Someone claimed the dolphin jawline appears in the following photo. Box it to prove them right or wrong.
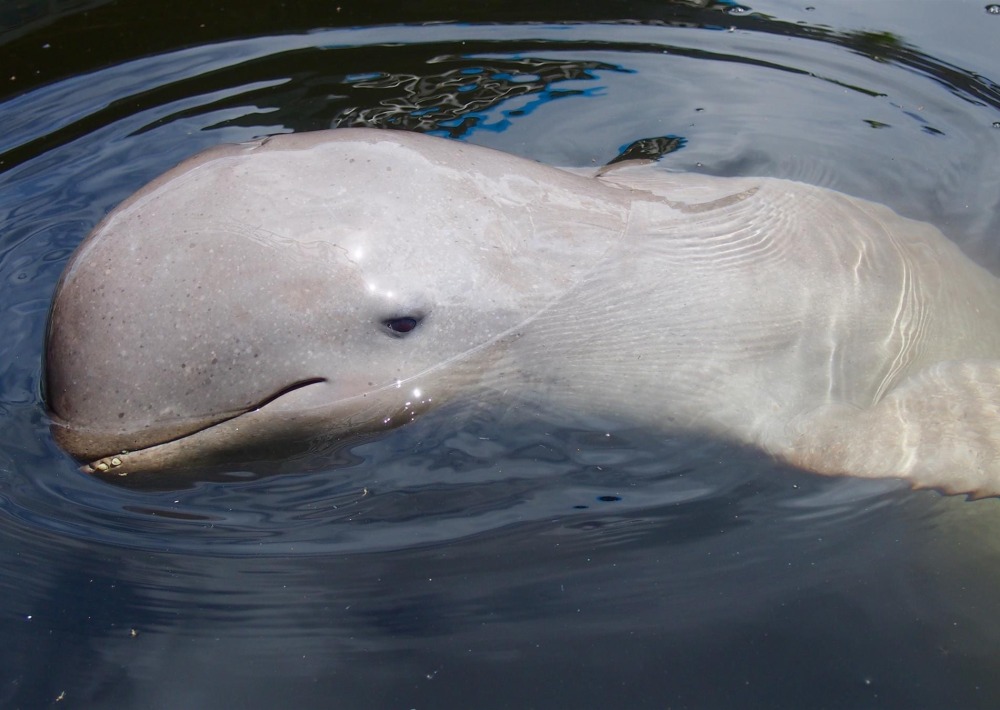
[55,377,329,477]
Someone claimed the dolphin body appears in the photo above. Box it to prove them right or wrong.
[45,129,1000,495]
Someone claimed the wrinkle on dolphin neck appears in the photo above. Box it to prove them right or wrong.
[661,186,759,214]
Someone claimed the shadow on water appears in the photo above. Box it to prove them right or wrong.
[2,0,1000,707]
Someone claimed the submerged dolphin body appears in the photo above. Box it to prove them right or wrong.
[45,129,1000,494]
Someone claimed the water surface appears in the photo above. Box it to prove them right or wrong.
[2,1,1000,707]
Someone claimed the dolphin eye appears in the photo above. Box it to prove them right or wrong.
[383,316,421,336]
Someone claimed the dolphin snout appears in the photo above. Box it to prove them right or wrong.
[43,202,344,473]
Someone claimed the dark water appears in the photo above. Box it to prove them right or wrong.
[3,1,1000,707]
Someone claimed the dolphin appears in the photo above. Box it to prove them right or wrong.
[45,128,1000,495]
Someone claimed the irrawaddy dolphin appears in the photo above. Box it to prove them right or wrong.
[45,128,1000,495]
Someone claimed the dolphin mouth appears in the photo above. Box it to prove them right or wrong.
[52,377,329,472]
[235,377,329,421]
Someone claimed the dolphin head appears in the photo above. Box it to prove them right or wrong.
[45,129,628,480]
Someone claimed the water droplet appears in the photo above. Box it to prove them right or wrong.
[805,5,815,10]
[987,4,1000,13]
[993,121,1000,129]
[726,4,751,14]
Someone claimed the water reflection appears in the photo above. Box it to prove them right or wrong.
[2,0,998,553]
[332,56,627,137]
[2,2,1000,707]
[3,10,999,167]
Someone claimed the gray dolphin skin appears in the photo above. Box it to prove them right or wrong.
[45,128,1000,494]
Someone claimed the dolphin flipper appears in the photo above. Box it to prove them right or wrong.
[786,360,1000,497]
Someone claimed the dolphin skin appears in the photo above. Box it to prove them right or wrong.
[45,129,1000,495]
